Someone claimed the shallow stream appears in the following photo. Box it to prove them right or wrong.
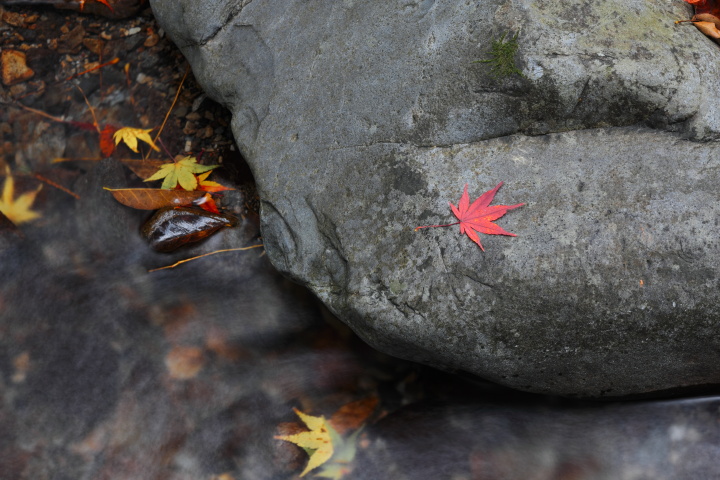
[0,4,718,479]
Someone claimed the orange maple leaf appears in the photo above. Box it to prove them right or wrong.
[415,182,524,251]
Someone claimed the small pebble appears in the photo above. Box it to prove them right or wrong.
[136,72,151,84]
[144,33,160,48]
[83,38,105,55]
[2,11,27,28]
[199,126,214,139]
[183,121,197,135]
[192,94,206,112]
[1,50,34,86]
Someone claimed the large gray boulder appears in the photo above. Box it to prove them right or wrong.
[150,0,720,397]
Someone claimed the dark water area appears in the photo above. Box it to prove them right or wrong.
[0,4,718,479]
[0,159,718,480]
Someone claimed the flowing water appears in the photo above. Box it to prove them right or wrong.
[0,156,718,479]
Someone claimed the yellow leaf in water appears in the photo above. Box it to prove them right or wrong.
[113,127,160,153]
[275,408,335,477]
[0,168,42,225]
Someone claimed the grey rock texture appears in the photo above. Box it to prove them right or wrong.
[150,0,720,397]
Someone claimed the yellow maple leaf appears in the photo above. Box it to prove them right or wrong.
[144,156,219,191]
[275,408,335,477]
[0,167,42,225]
[113,127,160,153]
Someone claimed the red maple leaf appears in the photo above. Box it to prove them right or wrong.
[415,182,524,251]
[99,124,119,157]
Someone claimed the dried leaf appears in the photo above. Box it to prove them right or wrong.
[103,187,204,210]
[693,20,720,38]
[415,182,524,251]
[144,156,219,191]
[693,12,720,28]
[113,127,160,153]
[275,409,334,477]
[0,168,42,225]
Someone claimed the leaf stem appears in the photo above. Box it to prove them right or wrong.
[414,222,460,231]
[156,137,176,162]
[150,64,190,157]
[33,173,80,199]
[148,244,264,272]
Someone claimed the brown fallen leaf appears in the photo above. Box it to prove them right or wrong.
[329,396,379,435]
[693,12,720,28]
[118,158,170,180]
[103,187,204,210]
[693,20,720,38]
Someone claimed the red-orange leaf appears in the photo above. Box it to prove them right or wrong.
[103,187,204,210]
[686,0,720,18]
[415,182,524,251]
[195,193,221,214]
[100,125,119,157]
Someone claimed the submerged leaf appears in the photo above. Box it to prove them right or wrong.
[0,168,42,225]
[275,409,334,477]
[329,396,378,435]
[314,427,364,480]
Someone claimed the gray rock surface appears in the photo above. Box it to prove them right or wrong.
[150,0,720,397]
